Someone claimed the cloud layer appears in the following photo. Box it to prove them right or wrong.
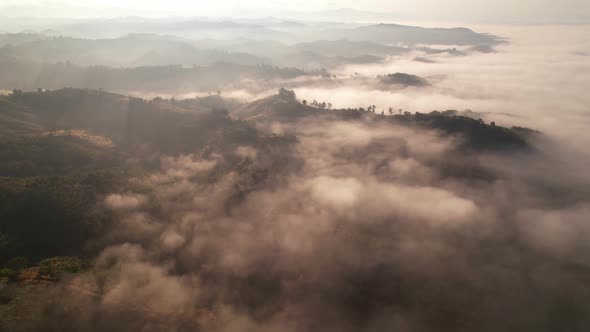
[13,113,587,332]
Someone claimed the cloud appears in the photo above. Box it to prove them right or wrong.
[104,193,147,210]
[24,107,587,332]
[292,25,590,158]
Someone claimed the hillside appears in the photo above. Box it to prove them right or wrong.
[232,89,533,151]
[0,87,535,267]
[231,89,319,121]
[0,89,294,267]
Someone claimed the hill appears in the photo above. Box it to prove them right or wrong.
[0,87,536,274]
[0,88,295,267]
[231,88,319,121]
[378,72,430,87]
[0,34,270,67]
[350,24,502,46]
[232,89,533,151]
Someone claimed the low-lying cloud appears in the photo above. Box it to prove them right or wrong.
[11,112,587,332]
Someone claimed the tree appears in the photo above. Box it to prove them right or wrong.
[388,107,393,115]
[302,100,307,106]
[320,102,326,110]
[327,103,332,110]
[278,88,296,100]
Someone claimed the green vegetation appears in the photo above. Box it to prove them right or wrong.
[0,136,120,177]
[0,87,535,283]
[0,171,125,265]
[38,256,91,279]
[0,88,298,272]
[400,111,530,150]
[235,89,534,151]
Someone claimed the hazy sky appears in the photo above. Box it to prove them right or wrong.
[0,0,588,23]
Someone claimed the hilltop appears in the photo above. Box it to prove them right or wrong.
[231,89,534,151]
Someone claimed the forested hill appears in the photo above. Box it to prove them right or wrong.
[0,88,535,272]
[232,88,534,151]
[1,88,535,154]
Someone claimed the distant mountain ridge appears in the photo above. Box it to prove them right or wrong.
[351,23,501,46]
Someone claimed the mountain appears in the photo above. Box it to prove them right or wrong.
[0,34,271,67]
[0,88,290,264]
[350,23,502,46]
[48,17,288,40]
[231,89,532,151]
[0,20,502,71]
[378,73,430,87]
[231,90,316,121]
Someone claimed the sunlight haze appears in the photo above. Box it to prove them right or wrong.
[1,0,588,23]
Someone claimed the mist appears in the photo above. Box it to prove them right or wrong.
[10,115,589,332]
[1,5,590,332]
[289,25,590,159]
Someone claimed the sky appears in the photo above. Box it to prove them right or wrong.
[0,0,588,24]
